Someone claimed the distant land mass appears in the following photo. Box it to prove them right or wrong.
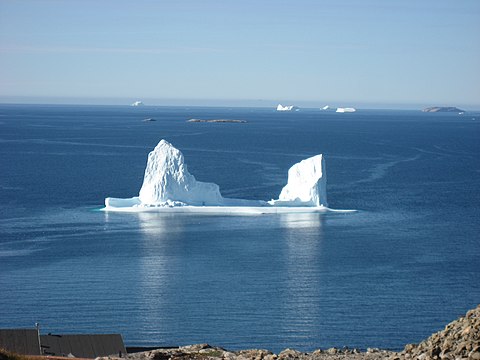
[422,106,465,113]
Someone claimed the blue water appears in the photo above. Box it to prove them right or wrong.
[0,104,479,352]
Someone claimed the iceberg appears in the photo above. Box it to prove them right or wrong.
[104,140,346,214]
[138,140,224,206]
[131,101,144,106]
[336,107,356,113]
[268,154,327,207]
[277,104,299,111]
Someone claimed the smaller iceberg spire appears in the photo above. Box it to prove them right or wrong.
[269,155,327,207]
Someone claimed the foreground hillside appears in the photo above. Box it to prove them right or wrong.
[393,304,479,360]
[2,305,478,360]
[117,305,479,360]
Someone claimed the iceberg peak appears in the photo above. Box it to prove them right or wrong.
[138,140,224,206]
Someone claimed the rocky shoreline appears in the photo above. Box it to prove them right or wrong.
[120,345,394,360]
[98,305,479,360]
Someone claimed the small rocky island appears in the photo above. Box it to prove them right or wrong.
[422,107,465,113]
[187,119,247,123]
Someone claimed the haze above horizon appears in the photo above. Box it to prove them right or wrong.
[1,0,479,109]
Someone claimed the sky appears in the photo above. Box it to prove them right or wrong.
[0,0,479,109]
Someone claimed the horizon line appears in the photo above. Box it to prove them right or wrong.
[0,96,478,112]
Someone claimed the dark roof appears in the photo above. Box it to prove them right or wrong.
[40,334,126,358]
[0,329,41,355]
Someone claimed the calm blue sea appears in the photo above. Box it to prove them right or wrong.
[0,104,479,352]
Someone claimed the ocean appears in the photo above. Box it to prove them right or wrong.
[0,104,479,353]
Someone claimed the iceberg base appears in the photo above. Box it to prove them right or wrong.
[103,197,354,215]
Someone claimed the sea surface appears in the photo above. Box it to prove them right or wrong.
[0,104,479,353]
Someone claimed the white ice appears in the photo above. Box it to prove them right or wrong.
[336,107,356,113]
[138,140,225,206]
[268,154,327,207]
[103,140,351,214]
[276,104,299,111]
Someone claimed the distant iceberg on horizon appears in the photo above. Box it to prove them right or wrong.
[276,104,299,112]
[131,101,144,106]
[336,107,356,113]
[103,140,350,214]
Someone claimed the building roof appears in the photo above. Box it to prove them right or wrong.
[0,329,41,355]
[40,334,126,358]
[0,329,126,358]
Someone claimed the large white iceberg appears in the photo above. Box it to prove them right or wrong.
[104,140,340,214]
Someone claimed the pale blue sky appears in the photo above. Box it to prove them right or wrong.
[1,0,479,108]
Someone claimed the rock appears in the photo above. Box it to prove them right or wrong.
[431,346,442,357]
[444,340,454,349]
[404,344,416,352]
[469,350,480,360]
[235,349,274,360]
[150,351,173,360]
[277,349,304,359]
[422,107,465,113]
[396,305,480,360]
[182,343,212,351]
[325,347,337,355]
[222,351,237,360]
